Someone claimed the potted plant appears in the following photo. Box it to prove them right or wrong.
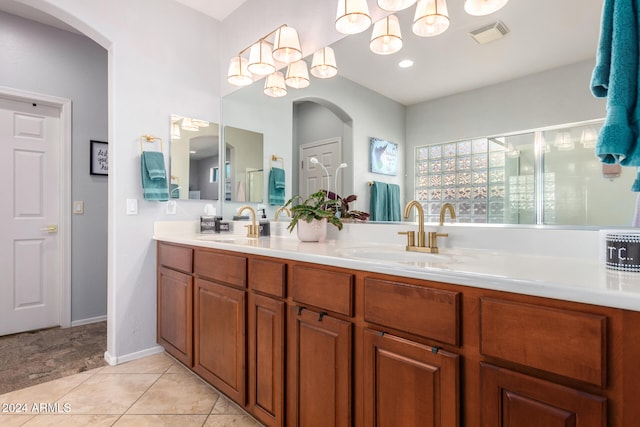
[283,190,342,241]
[326,191,371,222]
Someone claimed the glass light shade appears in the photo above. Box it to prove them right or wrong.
[227,56,253,86]
[581,128,597,149]
[377,0,417,11]
[310,47,338,79]
[285,60,310,89]
[264,71,287,97]
[336,0,372,35]
[554,132,574,151]
[370,15,403,55]
[273,26,302,64]
[181,117,198,132]
[464,0,509,16]
[248,40,275,76]
[412,0,450,37]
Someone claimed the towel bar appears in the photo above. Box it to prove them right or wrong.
[140,134,163,153]
[270,154,284,168]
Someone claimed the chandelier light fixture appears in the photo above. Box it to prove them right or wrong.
[377,0,417,11]
[464,0,509,16]
[227,24,338,98]
[370,15,403,55]
[412,0,450,37]
[335,0,372,35]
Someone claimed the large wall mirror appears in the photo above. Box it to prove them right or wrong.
[170,114,220,200]
[220,0,638,227]
[224,126,264,203]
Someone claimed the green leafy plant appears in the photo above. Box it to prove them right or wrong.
[326,191,371,222]
[283,190,343,232]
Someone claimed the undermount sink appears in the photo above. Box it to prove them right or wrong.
[195,235,255,245]
[337,245,468,265]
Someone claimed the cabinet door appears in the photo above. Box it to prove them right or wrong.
[157,266,193,366]
[288,306,352,427]
[481,363,606,427]
[248,293,285,427]
[363,329,459,427]
[194,277,246,405]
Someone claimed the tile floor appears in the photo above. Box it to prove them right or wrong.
[0,352,264,426]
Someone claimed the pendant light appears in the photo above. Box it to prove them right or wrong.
[413,0,450,37]
[377,0,417,11]
[285,60,310,89]
[464,0,509,16]
[310,47,338,79]
[336,0,372,35]
[272,26,302,64]
[227,55,253,87]
[370,15,403,55]
[264,71,287,97]
[248,39,275,76]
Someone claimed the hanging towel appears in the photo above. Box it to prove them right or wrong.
[387,183,402,221]
[268,167,286,205]
[141,151,169,201]
[591,0,640,189]
[370,181,389,221]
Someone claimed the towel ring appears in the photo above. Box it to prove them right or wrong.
[140,134,163,153]
[271,154,284,168]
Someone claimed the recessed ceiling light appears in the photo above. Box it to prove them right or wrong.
[398,59,414,68]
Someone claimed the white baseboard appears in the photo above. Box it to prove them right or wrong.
[70,315,107,327]
[104,345,164,366]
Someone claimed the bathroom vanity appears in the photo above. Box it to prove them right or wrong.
[155,222,640,427]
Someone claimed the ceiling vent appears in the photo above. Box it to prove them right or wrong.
[469,21,509,45]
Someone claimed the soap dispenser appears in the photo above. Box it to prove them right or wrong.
[258,207,270,237]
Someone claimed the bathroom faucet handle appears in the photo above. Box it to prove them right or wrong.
[398,230,416,248]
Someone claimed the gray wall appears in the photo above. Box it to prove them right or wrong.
[0,12,108,323]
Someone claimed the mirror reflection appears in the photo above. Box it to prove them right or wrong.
[170,114,220,200]
[224,126,264,202]
[220,0,636,227]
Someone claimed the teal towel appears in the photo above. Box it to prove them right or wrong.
[370,181,388,221]
[268,167,285,205]
[387,184,401,221]
[591,0,640,190]
[141,152,169,201]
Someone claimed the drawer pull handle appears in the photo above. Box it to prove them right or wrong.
[297,306,305,315]
[318,312,327,322]
[431,346,440,354]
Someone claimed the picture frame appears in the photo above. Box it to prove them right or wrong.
[369,137,398,176]
[90,140,108,176]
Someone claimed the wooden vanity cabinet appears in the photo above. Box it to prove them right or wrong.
[193,250,247,406]
[248,258,287,427]
[156,243,193,366]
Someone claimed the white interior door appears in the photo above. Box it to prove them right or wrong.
[299,138,342,199]
[0,96,61,335]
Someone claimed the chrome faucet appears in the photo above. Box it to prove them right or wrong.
[399,200,454,253]
[274,206,291,220]
[237,205,259,238]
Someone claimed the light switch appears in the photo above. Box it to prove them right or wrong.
[166,200,176,215]
[126,198,138,215]
[73,201,84,214]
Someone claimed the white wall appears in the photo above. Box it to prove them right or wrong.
[15,0,222,363]
[0,11,108,323]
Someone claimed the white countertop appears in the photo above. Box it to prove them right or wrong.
[154,221,640,312]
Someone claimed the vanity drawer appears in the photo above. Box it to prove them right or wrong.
[291,265,354,316]
[158,243,193,274]
[249,258,286,298]
[480,298,607,386]
[364,278,460,346]
[194,250,247,288]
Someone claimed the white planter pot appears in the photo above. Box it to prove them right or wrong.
[296,218,328,242]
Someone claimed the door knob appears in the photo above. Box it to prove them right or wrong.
[39,225,58,233]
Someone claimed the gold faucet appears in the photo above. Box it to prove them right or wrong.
[439,202,456,226]
[399,200,454,253]
[274,206,291,220]
[237,205,259,238]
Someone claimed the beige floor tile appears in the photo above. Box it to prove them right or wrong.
[57,373,160,414]
[0,370,97,406]
[211,395,244,415]
[113,414,208,426]
[165,362,192,375]
[0,414,35,426]
[99,352,173,374]
[204,414,260,427]
[126,372,218,415]
[21,414,120,426]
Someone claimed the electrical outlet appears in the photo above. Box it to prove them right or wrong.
[126,198,138,215]
[167,200,177,215]
[73,201,84,214]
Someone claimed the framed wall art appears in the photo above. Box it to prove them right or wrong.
[369,137,398,176]
[90,140,108,176]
